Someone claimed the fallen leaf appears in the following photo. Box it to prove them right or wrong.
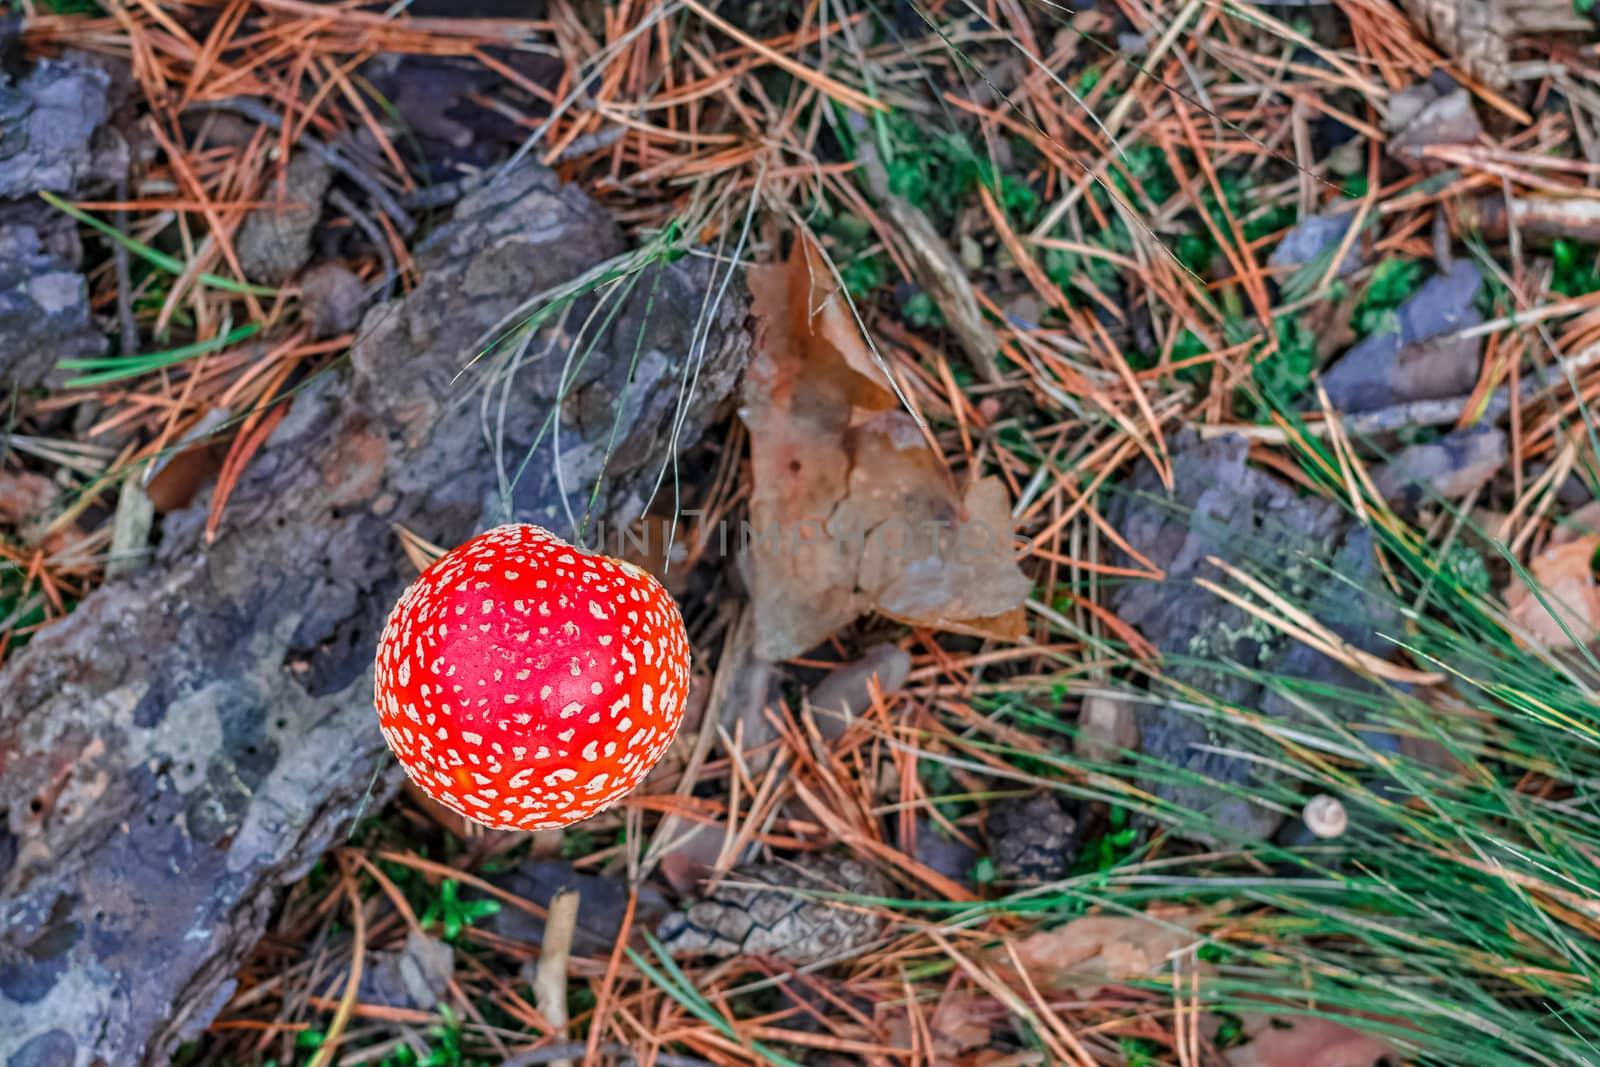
[1504,534,1600,649]
[0,469,56,527]
[990,908,1201,998]
[1226,1015,1399,1067]
[743,240,872,658]
[929,994,993,1057]
[144,406,231,513]
[882,993,992,1067]
[1550,501,1600,547]
[841,420,1032,627]
[741,236,1031,659]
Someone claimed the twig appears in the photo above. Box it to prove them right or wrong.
[399,130,629,212]
[112,170,139,357]
[858,144,1003,383]
[306,862,366,1067]
[532,889,579,1067]
[105,478,154,582]
[401,173,488,211]
[499,1044,717,1067]
[186,97,416,235]
[1198,340,1600,442]
[328,188,397,301]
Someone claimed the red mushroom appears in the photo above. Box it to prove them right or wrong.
[374,523,690,830]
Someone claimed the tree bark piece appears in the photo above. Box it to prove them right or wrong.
[1397,0,1586,89]
[0,164,749,1067]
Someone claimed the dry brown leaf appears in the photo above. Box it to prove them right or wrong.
[1504,534,1600,649]
[750,231,897,411]
[990,909,1202,998]
[744,239,874,658]
[841,412,1032,627]
[882,993,992,1067]
[921,605,1027,643]
[742,236,1031,659]
[0,469,56,527]
[1226,1015,1399,1067]
[1550,501,1600,547]
[930,995,992,1051]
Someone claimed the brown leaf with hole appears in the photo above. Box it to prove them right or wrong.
[741,237,1031,659]
[1504,534,1600,649]
[1226,1015,1399,1067]
[989,909,1202,998]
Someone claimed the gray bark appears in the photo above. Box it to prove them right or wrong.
[0,164,749,1067]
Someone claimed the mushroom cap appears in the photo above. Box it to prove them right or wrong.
[374,523,690,830]
[1303,794,1348,840]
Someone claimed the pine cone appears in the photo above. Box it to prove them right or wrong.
[986,794,1079,882]
[657,853,887,964]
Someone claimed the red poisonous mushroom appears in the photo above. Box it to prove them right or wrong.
[374,523,690,830]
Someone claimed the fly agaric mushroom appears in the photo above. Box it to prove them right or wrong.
[374,524,690,830]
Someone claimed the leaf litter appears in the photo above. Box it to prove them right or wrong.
[1225,1015,1400,1067]
[741,235,1031,660]
[1505,534,1600,649]
[9,0,1600,1064]
[987,907,1205,1000]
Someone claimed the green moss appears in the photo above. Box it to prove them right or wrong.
[1351,257,1424,336]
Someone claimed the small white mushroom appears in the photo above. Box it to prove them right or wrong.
[1303,794,1348,839]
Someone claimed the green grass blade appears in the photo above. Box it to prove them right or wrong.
[59,322,263,387]
[628,933,808,1067]
[38,190,279,298]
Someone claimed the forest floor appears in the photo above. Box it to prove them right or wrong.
[5,0,1600,1065]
